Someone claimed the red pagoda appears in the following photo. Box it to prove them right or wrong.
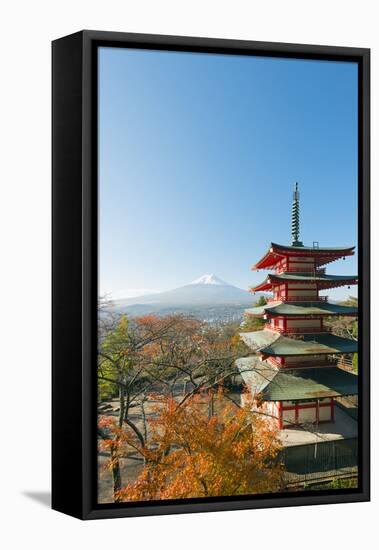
[237,183,358,430]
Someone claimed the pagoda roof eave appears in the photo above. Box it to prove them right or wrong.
[236,358,358,401]
[250,279,273,292]
[252,242,355,270]
[263,366,358,401]
[235,356,278,396]
[250,273,358,293]
[244,301,358,317]
[271,242,355,255]
[240,329,358,357]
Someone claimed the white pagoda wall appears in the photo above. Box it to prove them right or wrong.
[298,406,317,423]
[280,399,333,428]
[256,400,334,429]
[282,408,296,426]
[319,403,333,422]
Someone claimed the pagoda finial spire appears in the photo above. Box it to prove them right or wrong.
[291,182,303,246]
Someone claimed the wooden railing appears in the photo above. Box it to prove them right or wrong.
[268,325,331,335]
[268,295,328,303]
[267,356,337,368]
[337,355,355,372]
[276,267,326,275]
[288,359,337,368]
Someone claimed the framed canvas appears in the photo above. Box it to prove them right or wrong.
[52,30,370,520]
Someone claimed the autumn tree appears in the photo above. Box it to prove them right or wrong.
[98,311,187,493]
[97,310,252,496]
[100,392,283,501]
[139,316,250,403]
[324,296,358,372]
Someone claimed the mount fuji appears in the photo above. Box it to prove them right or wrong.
[113,274,265,322]
[188,274,229,286]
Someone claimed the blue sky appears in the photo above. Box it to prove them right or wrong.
[99,47,358,301]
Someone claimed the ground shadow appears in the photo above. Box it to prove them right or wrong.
[23,491,51,508]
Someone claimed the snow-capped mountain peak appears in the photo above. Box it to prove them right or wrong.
[189,274,228,286]
[113,273,266,317]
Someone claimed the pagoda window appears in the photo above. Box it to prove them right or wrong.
[289,262,314,268]
[288,261,314,272]
[287,289,318,298]
[287,257,315,273]
[287,283,318,299]
[288,256,315,262]
[288,282,317,289]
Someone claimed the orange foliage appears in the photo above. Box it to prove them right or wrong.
[100,393,283,502]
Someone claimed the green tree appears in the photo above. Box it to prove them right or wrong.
[256,295,268,306]
[240,295,267,333]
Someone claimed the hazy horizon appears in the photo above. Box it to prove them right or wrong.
[104,271,358,303]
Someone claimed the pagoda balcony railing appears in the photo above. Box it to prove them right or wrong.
[337,355,354,371]
[276,267,326,275]
[268,295,328,303]
[268,325,331,335]
[285,358,337,368]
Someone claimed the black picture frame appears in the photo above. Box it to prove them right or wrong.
[52,30,370,520]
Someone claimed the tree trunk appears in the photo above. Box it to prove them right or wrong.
[111,445,122,500]
[112,383,125,500]
[208,392,215,417]
[118,385,125,428]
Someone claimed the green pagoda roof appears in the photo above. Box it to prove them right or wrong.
[240,330,357,356]
[245,301,358,317]
[251,272,358,292]
[236,357,358,401]
[235,356,278,395]
[270,273,357,282]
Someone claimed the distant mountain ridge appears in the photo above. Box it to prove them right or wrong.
[113,274,265,322]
